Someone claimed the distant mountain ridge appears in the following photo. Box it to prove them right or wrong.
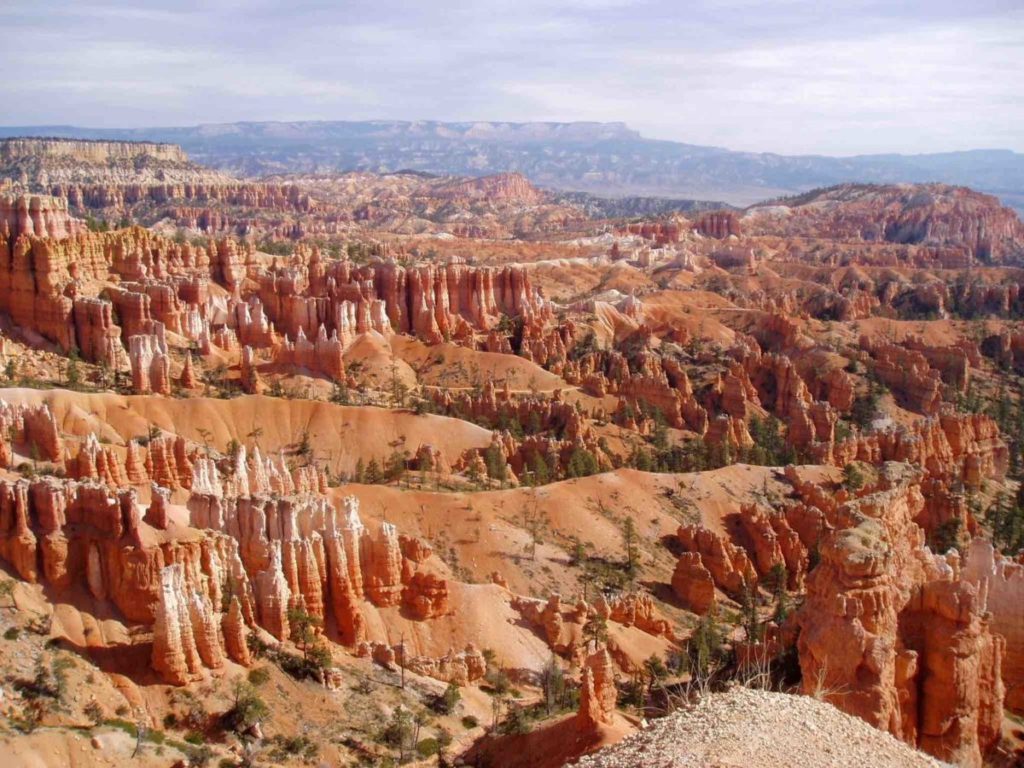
[1,121,1022,211]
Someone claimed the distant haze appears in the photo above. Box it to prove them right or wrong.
[0,0,1021,157]
[3,121,1023,213]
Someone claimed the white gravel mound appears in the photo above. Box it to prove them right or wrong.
[572,686,950,768]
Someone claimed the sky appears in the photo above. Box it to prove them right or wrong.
[1,0,1022,156]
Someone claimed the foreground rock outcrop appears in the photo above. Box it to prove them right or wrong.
[796,463,1004,766]
[963,538,1024,714]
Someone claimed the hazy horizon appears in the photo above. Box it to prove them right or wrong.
[2,0,1021,156]
[4,118,1024,162]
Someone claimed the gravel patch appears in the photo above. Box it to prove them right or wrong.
[572,687,950,768]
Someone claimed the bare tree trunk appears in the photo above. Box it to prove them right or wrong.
[399,633,406,690]
[132,719,145,758]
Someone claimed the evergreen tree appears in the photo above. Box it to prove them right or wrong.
[583,613,608,644]
[740,583,762,643]
[530,452,550,485]
[623,517,637,573]
[566,446,599,478]
[386,450,407,483]
[483,443,507,484]
[286,607,322,661]
[541,656,566,714]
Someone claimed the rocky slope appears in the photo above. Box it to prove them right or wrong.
[745,183,1024,264]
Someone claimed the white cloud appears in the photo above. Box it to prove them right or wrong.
[0,0,1020,154]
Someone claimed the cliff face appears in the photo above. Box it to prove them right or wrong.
[186,485,442,654]
[0,474,239,624]
[258,252,547,348]
[795,464,1004,766]
[1,138,188,165]
[0,226,225,359]
[661,460,1008,766]
[433,172,544,205]
[0,139,585,244]
[0,399,63,466]
[963,539,1024,714]
[675,524,756,599]
[0,193,85,240]
[0,455,472,686]
[832,410,1008,491]
[745,183,1024,264]
[56,180,313,215]
[0,137,228,189]
[671,552,716,614]
[694,210,742,239]
[152,563,224,685]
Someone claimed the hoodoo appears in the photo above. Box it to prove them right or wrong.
[0,86,1021,768]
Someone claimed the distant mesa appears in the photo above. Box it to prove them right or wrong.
[1,120,1021,210]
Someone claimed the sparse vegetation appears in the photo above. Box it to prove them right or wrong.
[221,679,269,735]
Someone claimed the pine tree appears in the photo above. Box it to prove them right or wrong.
[583,613,608,644]
[623,517,637,573]
[530,452,550,485]
[483,443,507,484]
[541,656,565,714]
[386,450,406,483]
[741,583,762,643]
[571,537,585,567]
[286,607,322,661]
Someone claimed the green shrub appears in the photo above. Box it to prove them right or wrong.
[185,744,213,767]
[377,706,413,749]
[484,667,511,695]
[246,666,271,687]
[500,705,531,735]
[267,734,318,761]
[103,718,138,736]
[221,681,268,735]
[842,463,865,491]
[432,681,461,714]
[416,738,440,758]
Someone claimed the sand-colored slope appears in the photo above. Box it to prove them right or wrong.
[361,582,554,672]
[529,258,657,302]
[2,729,188,768]
[0,389,493,473]
[639,290,740,344]
[337,465,788,600]
[391,335,567,391]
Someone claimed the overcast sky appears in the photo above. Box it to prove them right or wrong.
[1,0,1021,156]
